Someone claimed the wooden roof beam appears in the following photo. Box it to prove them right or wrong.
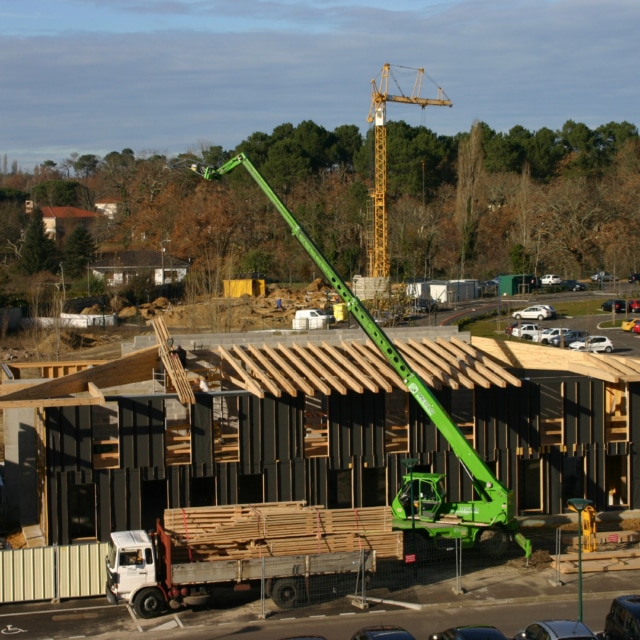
[436,339,507,388]
[277,344,331,396]
[0,345,159,405]
[305,342,364,393]
[403,339,476,389]
[342,341,392,392]
[392,341,444,389]
[218,346,265,398]
[262,344,314,396]
[360,342,406,388]
[247,344,298,396]
[231,346,282,397]
[323,342,379,393]
[290,343,347,395]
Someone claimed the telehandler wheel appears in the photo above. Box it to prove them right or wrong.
[133,587,166,619]
[271,577,303,609]
[478,528,507,557]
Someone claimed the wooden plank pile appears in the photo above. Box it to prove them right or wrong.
[553,548,640,573]
[163,502,403,562]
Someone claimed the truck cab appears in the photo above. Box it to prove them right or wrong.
[106,530,156,606]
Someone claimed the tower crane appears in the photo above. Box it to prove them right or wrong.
[366,63,452,278]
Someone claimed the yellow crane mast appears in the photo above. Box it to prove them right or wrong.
[367,63,452,278]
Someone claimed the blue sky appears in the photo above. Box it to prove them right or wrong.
[1,0,639,168]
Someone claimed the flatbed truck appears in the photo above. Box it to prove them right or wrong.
[106,520,375,618]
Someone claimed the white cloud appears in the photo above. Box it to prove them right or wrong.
[1,0,638,168]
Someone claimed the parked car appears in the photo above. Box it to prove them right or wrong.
[549,330,588,347]
[511,323,541,340]
[532,327,572,345]
[431,626,508,640]
[632,323,640,334]
[564,279,587,292]
[629,274,640,283]
[601,299,628,313]
[569,335,614,353]
[512,306,553,321]
[592,271,617,282]
[629,299,640,313]
[515,620,598,640]
[539,304,557,318]
[540,274,563,285]
[604,595,640,640]
[505,322,518,335]
[351,627,417,640]
[621,318,640,331]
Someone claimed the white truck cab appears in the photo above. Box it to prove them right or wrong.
[106,530,156,605]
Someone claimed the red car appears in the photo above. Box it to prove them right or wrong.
[632,323,640,334]
[629,300,640,313]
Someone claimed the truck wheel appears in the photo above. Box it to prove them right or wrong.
[478,528,507,557]
[133,588,165,619]
[271,578,303,609]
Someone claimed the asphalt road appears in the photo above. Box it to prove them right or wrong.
[0,590,615,640]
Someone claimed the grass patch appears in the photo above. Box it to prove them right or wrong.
[463,296,629,337]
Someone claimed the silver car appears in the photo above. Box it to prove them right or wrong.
[516,620,598,640]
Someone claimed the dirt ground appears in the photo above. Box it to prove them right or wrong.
[0,279,337,365]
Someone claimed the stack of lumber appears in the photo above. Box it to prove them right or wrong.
[163,501,403,562]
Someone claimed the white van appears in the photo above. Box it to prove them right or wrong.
[293,308,334,330]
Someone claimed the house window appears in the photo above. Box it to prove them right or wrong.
[165,399,191,466]
[539,382,564,447]
[213,396,239,462]
[562,457,585,507]
[450,388,475,447]
[519,458,543,512]
[238,474,263,503]
[362,467,386,507]
[384,388,409,453]
[303,394,329,458]
[68,484,96,542]
[327,469,352,509]
[605,383,628,442]
[605,455,629,508]
[92,403,119,470]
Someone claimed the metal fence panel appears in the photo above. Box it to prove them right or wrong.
[57,542,109,599]
[0,542,109,604]
[0,546,56,603]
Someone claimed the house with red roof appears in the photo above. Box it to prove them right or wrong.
[39,206,105,243]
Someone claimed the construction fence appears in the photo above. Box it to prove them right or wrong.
[1,521,637,610]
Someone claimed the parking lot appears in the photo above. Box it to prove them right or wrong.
[441,286,640,357]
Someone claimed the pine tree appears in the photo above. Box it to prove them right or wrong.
[20,210,59,274]
[63,225,96,278]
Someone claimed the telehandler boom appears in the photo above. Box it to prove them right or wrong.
[189,153,531,559]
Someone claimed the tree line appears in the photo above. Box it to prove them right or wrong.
[0,117,638,307]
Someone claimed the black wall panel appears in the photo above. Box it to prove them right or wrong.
[506,385,522,452]
[308,457,328,506]
[98,471,112,541]
[216,462,239,505]
[548,448,563,514]
[242,395,261,475]
[564,381,578,448]
[262,396,277,465]
[127,468,141,530]
[263,462,279,502]
[192,395,213,474]
[59,473,69,543]
[578,380,594,444]
[630,384,640,509]
[112,469,128,532]
[119,399,164,471]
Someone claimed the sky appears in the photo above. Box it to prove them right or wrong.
[1,0,639,169]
